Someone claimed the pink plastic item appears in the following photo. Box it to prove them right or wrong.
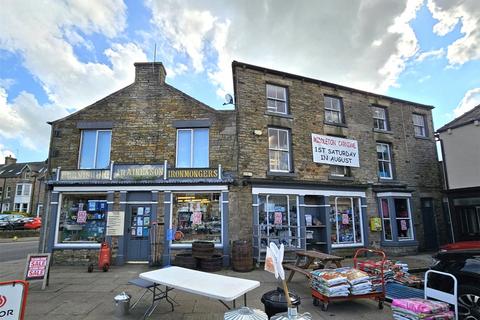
[392,298,450,314]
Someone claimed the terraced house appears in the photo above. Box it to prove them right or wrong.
[40,61,446,266]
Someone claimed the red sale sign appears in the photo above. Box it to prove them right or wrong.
[24,254,51,290]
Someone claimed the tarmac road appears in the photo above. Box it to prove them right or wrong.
[0,237,39,262]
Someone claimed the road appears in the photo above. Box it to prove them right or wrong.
[0,238,39,262]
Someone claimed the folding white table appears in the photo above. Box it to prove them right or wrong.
[139,266,260,317]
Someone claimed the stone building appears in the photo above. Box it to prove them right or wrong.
[232,61,446,259]
[0,156,47,216]
[41,61,445,266]
[42,63,236,265]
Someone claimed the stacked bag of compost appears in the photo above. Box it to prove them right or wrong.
[392,298,454,320]
[310,269,350,297]
[339,268,373,295]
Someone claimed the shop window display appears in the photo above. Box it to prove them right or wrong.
[380,198,393,241]
[172,193,221,244]
[394,198,413,240]
[57,194,107,243]
[258,195,300,250]
[329,197,363,246]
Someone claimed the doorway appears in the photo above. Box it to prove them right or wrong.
[125,205,151,262]
[421,198,438,250]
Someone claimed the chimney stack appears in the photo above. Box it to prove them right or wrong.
[4,156,17,165]
[134,62,167,85]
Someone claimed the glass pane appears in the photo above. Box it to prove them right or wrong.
[79,130,96,169]
[269,150,280,171]
[172,193,221,244]
[394,199,413,240]
[23,184,31,196]
[95,131,111,169]
[330,197,363,245]
[268,129,279,149]
[267,99,277,111]
[279,151,290,171]
[381,199,389,218]
[275,101,286,113]
[177,130,192,168]
[276,86,285,100]
[278,129,288,150]
[383,219,393,240]
[413,114,424,126]
[193,128,209,168]
[266,84,275,99]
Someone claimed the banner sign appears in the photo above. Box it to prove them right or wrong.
[168,168,219,179]
[0,280,29,320]
[311,134,360,167]
[106,211,125,236]
[113,164,164,180]
[24,254,51,290]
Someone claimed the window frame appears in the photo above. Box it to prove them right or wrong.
[395,198,414,241]
[330,196,365,248]
[78,129,112,169]
[15,183,31,197]
[6,186,11,198]
[268,127,291,173]
[266,83,288,115]
[324,95,345,125]
[372,106,388,131]
[412,113,427,137]
[175,128,210,168]
[376,142,393,180]
[379,198,393,241]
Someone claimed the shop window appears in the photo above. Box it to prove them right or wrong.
[329,197,364,247]
[324,96,344,124]
[268,128,291,172]
[176,128,209,168]
[376,143,393,179]
[266,84,288,114]
[379,198,393,240]
[394,198,413,240]
[258,194,299,250]
[171,193,221,245]
[57,195,107,244]
[373,106,388,131]
[79,130,112,169]
[412,114,427,137]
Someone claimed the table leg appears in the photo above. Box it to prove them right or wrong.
[233,299,236,309]
[287,256,302,283]
[334,261,342,268]
[244,293,247,307]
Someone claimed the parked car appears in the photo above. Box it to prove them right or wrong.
[0,214,26,230]
[23,217,42,229]
[430,241,480,320]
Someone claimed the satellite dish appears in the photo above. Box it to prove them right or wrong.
[223,93,234,105]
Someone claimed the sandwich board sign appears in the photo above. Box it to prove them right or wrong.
[0,280,29,320]
[24,253,51,290]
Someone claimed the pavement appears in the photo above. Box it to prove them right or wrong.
[0,237,39,262]
[0,252,435,320]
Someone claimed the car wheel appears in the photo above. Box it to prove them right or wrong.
[458,285,480,320]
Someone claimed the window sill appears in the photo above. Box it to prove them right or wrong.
[328,175,354,181]
[265,111,294,119]
[378,178,398,183]
[266,171,297,178]
[414,135,430,140]
[373,128,393,134]
[323,121,347,128]
[380,240,418,247]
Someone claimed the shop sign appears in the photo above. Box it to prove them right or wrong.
[24,254,51,290]
[113,164,164,180]
[311,134,360,167]
[0,280,29,320]
[168,168,219,179]
[106,211,125,236]
[60,169,110,180]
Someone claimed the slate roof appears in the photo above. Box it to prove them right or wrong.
[436,104,480,133]
[0,161,48,178]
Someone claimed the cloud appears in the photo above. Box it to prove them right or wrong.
[0,144,15,164]
[0,0,148,110]
[428,0,480,65]
[146,0,423,98]
[0,87,68,151]
[453,87,480,117]
[415,48,445,62]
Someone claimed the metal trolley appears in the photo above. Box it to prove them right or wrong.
[311,248,386,311]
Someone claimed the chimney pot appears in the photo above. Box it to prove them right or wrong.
[134,62,167,85]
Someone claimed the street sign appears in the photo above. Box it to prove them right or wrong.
[0,280,29,320]
[24,253,51,290]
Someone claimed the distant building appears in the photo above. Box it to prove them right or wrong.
[437,104,480,242]
[0,156,48,216]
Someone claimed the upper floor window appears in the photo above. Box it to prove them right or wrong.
[266,84,288,114]
[376,143,393,179]
[0,187,2,198]
[372,106,388,131]
[268,128,291,172]
[324,96,344,124]
[16,183,31,197]
[330,165,350,177]
[412,114,426,137]
[79,130,112,169]
[5,186,11,198]
[176,128,209,168]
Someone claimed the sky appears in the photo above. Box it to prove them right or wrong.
[1,0,479,164]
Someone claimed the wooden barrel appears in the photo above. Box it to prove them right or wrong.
[172,253,197,269]
[198,254,223,272]
[192,241,215,259]
[231,239,253,272]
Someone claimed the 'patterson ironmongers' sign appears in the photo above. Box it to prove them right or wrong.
[113,164,164,180]
[168,168,219,179]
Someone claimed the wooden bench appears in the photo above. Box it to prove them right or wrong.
[283,264,312,279]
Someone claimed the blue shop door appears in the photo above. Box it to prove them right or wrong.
[126,205,151,261]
